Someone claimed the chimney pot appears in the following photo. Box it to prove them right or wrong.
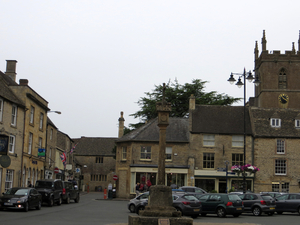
[19,79,28,86]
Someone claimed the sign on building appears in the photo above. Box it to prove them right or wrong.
[0,135,9,155]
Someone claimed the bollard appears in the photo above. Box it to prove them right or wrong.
[104,188,107,199]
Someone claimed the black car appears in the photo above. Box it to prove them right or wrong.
[198,193,244,218]
[0,187,42,212]
[136,193,201,218]
[62,181,80,204]
[238,193,276,216]
[35,179,63,206]
[275,193,300,215]
[179,186,207,194]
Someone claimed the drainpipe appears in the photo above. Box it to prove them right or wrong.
[20,108,28,187]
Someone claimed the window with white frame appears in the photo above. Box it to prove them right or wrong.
[165,147,172,160]
[277,139,285,154]
[28,132,33,154]
[295,120,300,128]
[203,134,215,146]
[30,106,34,124]
[232,135,244,147]
[275,159,286,175]
[272,183,279,192]
[8,135,15,153]
[140,146,151,160]
[50,128,53,140]
[122,147,127,160]
[203,153,215,168]
[0,98,3,122]
[5,170,14,191]
[39,137,42,148]
[270,118,281,128]
[39,113,44,130]
[11,105,17,126]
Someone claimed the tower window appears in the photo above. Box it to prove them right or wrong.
[278,68,287,89]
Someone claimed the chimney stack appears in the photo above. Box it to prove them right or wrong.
[5,60,17,81]
[19,79,28,86]
[118,111,125,138]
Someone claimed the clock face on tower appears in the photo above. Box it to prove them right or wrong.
[278,93,289,104]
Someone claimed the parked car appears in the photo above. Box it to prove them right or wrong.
[35,179,63,207]
[179,186,207,194]
[238,193,276,216]
[127,191,150,213]
[62,181,80,204]
[198,193,244,217]
[229,190,254,195]
[275,193,300,215]
[135,193,201,218]
[0,187,42,212]
[260,192,284,198]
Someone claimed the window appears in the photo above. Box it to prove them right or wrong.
[203,153,214,168]
[28,132,33,154]
[279,68,287,89]
[8,135,15,153]
[11,105,17,126]
[272,183,279,192]
[122,147,127,160]
[270,118,281,128]
[0,98,3,122]
[232,135,243,147]
[277,139,285,154]
[165,147,172,160]
[50,128,53,140]
[275,159,286,175]
[232,153,243,166]
[39,137,42,148]
[295,120,300,128]
[282,182,289,193]
[39,113,44,130]
[30,106,34,124]
[5,170,14,191]
[95,157,103,163]
[140,146,151,160]
[203,134,215,146]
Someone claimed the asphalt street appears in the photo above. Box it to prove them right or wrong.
[1,192,300,225]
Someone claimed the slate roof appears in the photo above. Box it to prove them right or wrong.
[72,137,117,156]
[191,105,252,135]
[0,71,25,107]
[250,107,300,138]
[116,117,189,143]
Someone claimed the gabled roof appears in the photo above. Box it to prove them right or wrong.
[0,71,25,107]
[191,105,252,135]
[72,137,117,156]
[116,117,189,143]
[250,107,300,138]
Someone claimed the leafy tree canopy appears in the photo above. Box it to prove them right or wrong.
[129,79,240,129]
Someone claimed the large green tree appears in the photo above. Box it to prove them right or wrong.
[129,79,240,129]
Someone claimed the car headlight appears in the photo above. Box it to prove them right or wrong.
[17,198,26,203]
[45,193,48,196]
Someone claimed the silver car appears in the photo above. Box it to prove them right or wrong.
[127,192,149,213]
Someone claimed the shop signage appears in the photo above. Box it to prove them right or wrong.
[0,135,8,155]
[38,148,45,157]
[0,155,11,168]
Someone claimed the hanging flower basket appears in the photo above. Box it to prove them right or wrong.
[231,164,259,174]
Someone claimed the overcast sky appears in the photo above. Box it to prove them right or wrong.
[1,1,299,138]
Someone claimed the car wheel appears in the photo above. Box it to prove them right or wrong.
[23,202,29,212]
[57,196,62,205]
[36,201,42,210]
[201,213,207,216]
[75,194,80,203]
[137,206,145,215]
[216,207,226,218]
[65,196,70,204]
[175,207,183,216]
[48,197,54,207]
[268,212,274,216]
[129,204,136,213]
[233,213,240,217]
[252,206,262,216]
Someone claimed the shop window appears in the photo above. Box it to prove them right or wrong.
[167,173,185,188]
[195,179,215,193]
[136,172,156,192]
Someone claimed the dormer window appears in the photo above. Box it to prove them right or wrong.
[270,118,281,128]
[295,120,300,128]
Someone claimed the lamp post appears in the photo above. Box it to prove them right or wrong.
[227,68,260,194]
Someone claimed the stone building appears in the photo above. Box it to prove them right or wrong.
[73,137,116,192]
[0,70,26,192]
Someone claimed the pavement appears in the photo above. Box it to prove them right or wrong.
[81,192,260,225]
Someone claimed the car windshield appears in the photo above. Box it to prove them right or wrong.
[5,188,29,196]
[35,181,53,188]
[183,195,198,201]
[228,194,241,201]
[262,195,274,200]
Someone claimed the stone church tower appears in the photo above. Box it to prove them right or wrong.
[252,30,300,109]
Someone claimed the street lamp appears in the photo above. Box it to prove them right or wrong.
[227,68,260,194]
